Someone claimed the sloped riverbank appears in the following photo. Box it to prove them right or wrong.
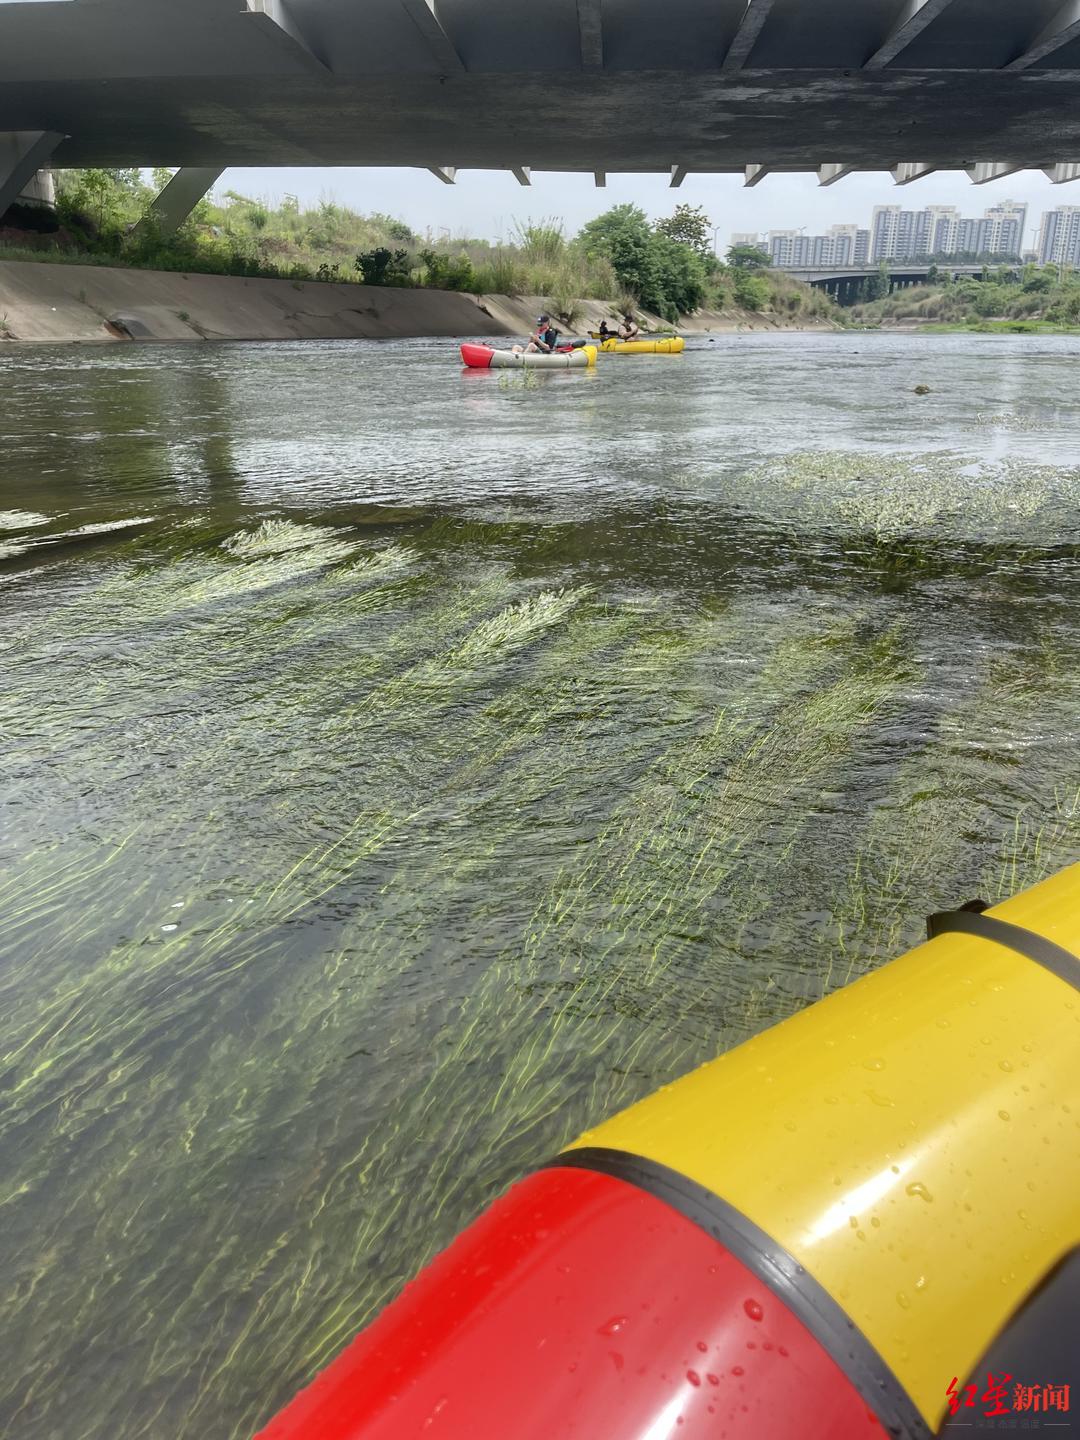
[0,259,839,343]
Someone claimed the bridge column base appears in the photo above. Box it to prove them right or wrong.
[135,167,225,238]
[0,131,64,219]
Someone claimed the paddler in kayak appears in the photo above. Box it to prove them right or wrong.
[513,314,560,355]
[618,311,640,341]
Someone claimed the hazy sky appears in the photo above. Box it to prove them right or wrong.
[217,166,1073,251]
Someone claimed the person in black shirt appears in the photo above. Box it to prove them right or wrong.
[514,314,560,355]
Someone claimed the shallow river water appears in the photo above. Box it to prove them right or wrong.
[1,332,1079,1439]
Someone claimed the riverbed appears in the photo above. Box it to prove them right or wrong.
[1,332,1079,1439]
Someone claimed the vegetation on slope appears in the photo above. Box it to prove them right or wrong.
[849,263,1080,331]
[0,170,836,323]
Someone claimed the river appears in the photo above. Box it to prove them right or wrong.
[1,332,1078,1440]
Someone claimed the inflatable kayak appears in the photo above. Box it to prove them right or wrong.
[599,336,685,354]
[461,343,596,369]
[256,864,1080,1440]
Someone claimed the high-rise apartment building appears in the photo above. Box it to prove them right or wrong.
[980,200,1028,257]
[759,224,870,267]
[870,201,1026,261]
[730,200,1044,272]
[1037,207,1080,267]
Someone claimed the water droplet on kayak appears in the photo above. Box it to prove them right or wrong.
[998,1109,1011,1121]
[687,1370,701,1386]
[896,1291,911,1310]
[744,1299,764,1321]
[598,1316,628,1337]
[732,1366,744,1377]
[904,1182,933,1203]
[863,1057,885,1071]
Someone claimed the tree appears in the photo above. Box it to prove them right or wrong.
[639,232,705,318]
[578,204,658,304]
[726,243,771,270]
[356,247,413,286]
[862,265,890,301]
[577,205,710,317]
[655,204,713,259]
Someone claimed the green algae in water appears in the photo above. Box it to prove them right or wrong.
[1,439,1079,1440]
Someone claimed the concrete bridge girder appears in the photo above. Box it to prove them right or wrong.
[134,167,226,238]
[0,130,63,218]
[5,2,1080,183]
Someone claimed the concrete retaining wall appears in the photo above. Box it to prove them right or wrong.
[0,259,836,343]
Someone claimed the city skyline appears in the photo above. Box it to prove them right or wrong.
[736,198,1080,268]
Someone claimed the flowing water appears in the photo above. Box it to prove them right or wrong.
[1,332,1079,1439]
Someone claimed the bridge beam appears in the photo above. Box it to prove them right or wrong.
[399,0,465,72]
[0,130,64,219]
[722,0,775,70]
[576,0,603,69]
[243,0,330,74]
[1044,162,1080,183]
[967,161,1022,184]
[593,171,606,188]
[1006,1,1080,71]
[670,164,687,187]
[428,166,457,184]
[744,164,771,186]
[865,0,957,69]
[510,166,531,186]
[818,163,855,186]
[892,161,937,185]
[134,167,225,237]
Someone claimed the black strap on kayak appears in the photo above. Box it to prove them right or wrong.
[547,1148,930,1440]
[927,900,1080,991]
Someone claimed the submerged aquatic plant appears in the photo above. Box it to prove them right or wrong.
[1,474,1078,1440]
[0,509,50,531]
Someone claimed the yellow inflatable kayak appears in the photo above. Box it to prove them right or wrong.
[258,863,1080,1440]
[598,336,685,354]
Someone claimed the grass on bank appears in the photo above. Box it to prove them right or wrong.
[848,263,1080,331]
[1,171,837,324]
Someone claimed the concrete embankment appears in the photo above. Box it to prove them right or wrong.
[0,259,837,343]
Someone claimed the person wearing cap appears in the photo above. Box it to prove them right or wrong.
[618,311,640,341]
[514,314,560,355]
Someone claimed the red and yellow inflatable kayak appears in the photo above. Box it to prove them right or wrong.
[257,865,1080,1440]
[460,343,596,369]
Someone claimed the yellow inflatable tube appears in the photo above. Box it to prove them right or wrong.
[598,336,686,354]
[568,864,1080,1432]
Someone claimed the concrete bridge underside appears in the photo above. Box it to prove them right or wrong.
[3,0,1080,216]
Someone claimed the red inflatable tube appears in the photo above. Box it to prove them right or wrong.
[459,343,494,367]
[256,1166,886,1440]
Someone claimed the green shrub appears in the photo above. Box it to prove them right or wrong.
[355,247,413,286]
[732,270,770,311]
[419,249,477,292]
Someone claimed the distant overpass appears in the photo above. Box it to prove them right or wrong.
[4,0,1080,227]
[782,262,1019,300]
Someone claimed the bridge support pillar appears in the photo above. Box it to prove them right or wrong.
[0,131,64,219]
[135,167,225,238]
